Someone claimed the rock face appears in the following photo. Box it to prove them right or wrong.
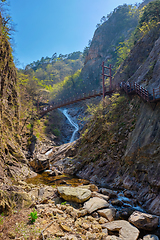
[128,211,159,231]
[102,220,140,240]
[57,186,91,203]
[80,4,139,92]
[0,13,36,184]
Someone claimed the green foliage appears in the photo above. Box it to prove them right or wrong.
[23,51,83,86]
[86,102,103,116]
[139,0,160,27]
[26,123,33,130]
[28,209,38,223]
[134,1,160,40]
[50,69,82,101]
[61,201,67,205]
[0,213,4,225]
[113,1,160,69]
[53,128,60,137]
[116,38,134,67]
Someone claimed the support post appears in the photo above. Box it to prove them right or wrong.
[153,88,155,100]
[109,64,112,91]
[102,61,105,99]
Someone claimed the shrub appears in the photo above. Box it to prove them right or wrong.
[28,209,38,223]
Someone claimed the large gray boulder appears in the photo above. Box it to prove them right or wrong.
[128,211,159,231]
[83,197,109,213]
[57,186,91,203]
[102,220,139,240]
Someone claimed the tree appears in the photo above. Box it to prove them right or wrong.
[139,0,160,27]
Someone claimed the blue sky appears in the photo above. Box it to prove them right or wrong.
[9,0,143,68]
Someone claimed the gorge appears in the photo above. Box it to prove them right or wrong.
[0,0,160,239]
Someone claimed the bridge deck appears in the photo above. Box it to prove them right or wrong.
[40,90,114,116]
[39,82,160,116]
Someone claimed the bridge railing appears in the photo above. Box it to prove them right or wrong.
[153,86,160,100]
[119,81,160,102]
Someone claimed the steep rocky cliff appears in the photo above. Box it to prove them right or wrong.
[54,17,160,216]
[80,0,155,91]
[80,3,139,90]
[0,14,35,184]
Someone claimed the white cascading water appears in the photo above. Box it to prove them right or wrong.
[61,108,79,143]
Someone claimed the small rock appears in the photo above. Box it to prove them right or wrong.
[111,199,123,207]
[8,232,16,239]
[55,232,65,237]
[56,209,64,214]
[102,228,108,235]
[99,216,108,224]
[124,190,133,198]
[98,208,116,221]
[59,223,72,232]
[143,235,159,240]
[100,188,117,198]
[82,223,90,230]
[77,208,88,217]
[91,223,102,232]
[128,211,159,231]
[92,212,99,218]
[84,197,109,213]
[63,234,78,240]
[106,236,122,240]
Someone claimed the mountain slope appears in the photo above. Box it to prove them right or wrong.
[58,2,160,216]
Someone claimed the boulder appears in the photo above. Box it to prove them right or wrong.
[128,211,159,231]
[98,208,116,221]
[100,188,117,198]
[143,235,159,240]
[102,220,140,240]
[83,197,109,213]
[11,191,32,208]
[57,186,91,203]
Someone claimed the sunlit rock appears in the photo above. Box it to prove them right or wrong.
[102,220,139,240]
[57,186,91,203]
[83,197,109,213]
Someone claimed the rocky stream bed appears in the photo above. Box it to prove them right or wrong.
[1,105,159,239]
[0,176,159,240]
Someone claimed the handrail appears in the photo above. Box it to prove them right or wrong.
[39,81,160,116]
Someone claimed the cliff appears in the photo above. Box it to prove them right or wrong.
[0,14,35,184]
[56,16,160,215]
[80,4,139,90]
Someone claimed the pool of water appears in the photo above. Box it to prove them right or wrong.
[26,172,90,187]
